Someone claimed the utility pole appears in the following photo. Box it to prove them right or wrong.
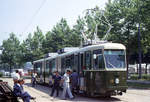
[138,0,142,79]
[138,22,142,79]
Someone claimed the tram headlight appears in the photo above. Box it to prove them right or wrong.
[115,78,119,84]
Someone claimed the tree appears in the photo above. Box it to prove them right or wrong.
[20,27,45,63]
[1,33,20,76]
[31,26,44,60]
[45,18,72,52]
[42,31,53,54]
[20,33,34,63]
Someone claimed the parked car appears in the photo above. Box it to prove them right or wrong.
[4,72,10,76]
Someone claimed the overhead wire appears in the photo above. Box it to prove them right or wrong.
[20,0,47,37]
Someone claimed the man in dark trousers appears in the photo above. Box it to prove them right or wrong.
[50,71,61,97]
[70,69,79,96]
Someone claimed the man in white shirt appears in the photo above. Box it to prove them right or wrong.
[13,70,20,83]
[61,70,74,100]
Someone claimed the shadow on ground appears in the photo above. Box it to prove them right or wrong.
[24,82,121,102]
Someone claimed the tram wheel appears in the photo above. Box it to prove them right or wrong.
[103,95,111,98]
[86,92,94,97]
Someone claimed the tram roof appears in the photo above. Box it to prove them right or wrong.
[58,42,125,57]
[33,58,44,63]
[33,42,126,62]
[97,42,126,50]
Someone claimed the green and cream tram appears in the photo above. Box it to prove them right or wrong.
[33,42,127,97]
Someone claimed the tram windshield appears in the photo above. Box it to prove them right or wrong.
[104,50,126,69]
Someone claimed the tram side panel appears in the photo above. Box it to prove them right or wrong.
[84,71,106,96]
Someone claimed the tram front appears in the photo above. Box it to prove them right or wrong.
[104,48,127,96]
[103,44,127,96]
[85,43,127,97]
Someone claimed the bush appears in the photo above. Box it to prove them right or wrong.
[142,74,150,81]
[130,74,139,80]
[0,72,3,77]
[130,74,150,80]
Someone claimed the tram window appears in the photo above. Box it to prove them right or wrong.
[98,55,105,69]
[61,58,65,69]
[79,53,84,72]
[36,62,42,75]
[104,50,126,68]
[74,55,78,70]
[52,60,55,68]
[85,51,91,70]
[66,56,71,69]
[50,59,56,72]
[33,64,37,72]
[45,61,50,76]
[70,55,74,69]
[93,49,104,69]
[64,55,74,69]
[61,57,66,74]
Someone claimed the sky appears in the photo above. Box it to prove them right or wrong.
[0,0,108,45]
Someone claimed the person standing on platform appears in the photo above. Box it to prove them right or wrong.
[31,72,37,87]
[70,69,79,96]
[13,70,20,84]
[15,70,20,79]
[61,70,74,100]
[50,71,61,97]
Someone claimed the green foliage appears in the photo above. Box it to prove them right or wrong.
[141,74,150,81]
[130,74,150,81]
[31,27,44,60]
[20,33,33,63]
[104,0,150,64]
[130,74,139,80]
[1,33,21,67]
[43,18,81,52]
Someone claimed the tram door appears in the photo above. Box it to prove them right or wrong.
[78,53,84,74]
[39,62,44,83]
[78,53,85,91]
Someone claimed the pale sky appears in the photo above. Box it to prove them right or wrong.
[0,0,108,45]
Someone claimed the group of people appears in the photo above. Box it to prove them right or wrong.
[50,69,79,100]
[13,70,35,102]
[12,69,79,101]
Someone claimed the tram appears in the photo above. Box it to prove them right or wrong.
[33,42,127,97]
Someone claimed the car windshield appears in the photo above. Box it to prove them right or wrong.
[104,50,126,69]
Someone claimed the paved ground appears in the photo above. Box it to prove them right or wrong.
[1,78,150,102]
